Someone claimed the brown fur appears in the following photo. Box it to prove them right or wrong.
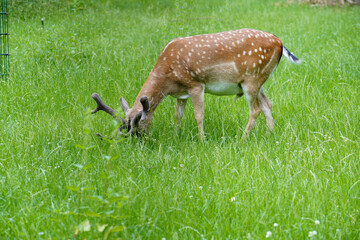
[122,29,287,139]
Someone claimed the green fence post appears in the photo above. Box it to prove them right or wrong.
[0,0,9,79]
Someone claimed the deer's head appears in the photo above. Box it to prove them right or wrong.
[91,93,150,137]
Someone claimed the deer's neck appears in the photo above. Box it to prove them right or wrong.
[132,71,169,121]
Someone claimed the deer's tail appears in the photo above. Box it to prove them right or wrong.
[282,46,301,64]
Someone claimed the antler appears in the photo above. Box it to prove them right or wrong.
[91,93,124,124]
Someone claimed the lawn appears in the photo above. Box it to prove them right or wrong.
[1,0,359,239]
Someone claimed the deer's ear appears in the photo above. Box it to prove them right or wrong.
[140,96,149,120]
[120,97,129,113]
[140,96,149,112]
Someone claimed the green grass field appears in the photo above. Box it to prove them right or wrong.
[1,0,359,239]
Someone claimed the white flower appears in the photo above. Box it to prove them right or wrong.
[180,164,184,168]
[315,220,320,225]
[199,186,203,190]
[230,197,236,202]
[266,231,272,238]
[308,230,317,237]
[273,223,278,227]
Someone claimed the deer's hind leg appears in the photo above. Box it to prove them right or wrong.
[241,80,262,137]
[258,88,274,132]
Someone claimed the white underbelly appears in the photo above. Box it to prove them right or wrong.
[172,62,243,99]
[202,62,242,96]
[204,82,242,96]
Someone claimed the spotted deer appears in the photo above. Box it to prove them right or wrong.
[91,28,301,139]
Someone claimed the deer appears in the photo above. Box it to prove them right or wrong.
[91,28,301,139]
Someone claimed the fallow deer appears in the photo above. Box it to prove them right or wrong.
[91,28,301,139]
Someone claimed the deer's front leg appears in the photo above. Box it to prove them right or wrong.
[175,98,188,128]
[188,84,205,140]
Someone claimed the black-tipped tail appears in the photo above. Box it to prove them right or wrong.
[282,46,301,64]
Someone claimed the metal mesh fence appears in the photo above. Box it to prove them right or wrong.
[0,0,9,78]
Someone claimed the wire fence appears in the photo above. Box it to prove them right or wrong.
[0,0,9,79]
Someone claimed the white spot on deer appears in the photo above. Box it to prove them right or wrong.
[197,52,201,56]
[241,38,245,42]
[254,49,258,53]
[243,51,246,55]
[188,41,191,44]
[177,55,180,59]
[261,51,277,74]
[259,60,262,64]
[163,57,166,61]
[248,51,252,56]
[259,47,262,52]
[237,54,241,58]
[264,49,267,53]
[199,44,202,47]
[248,34,251,38]
[253,63,256,68]
[232,42,236,47]
[251,42,254,46]
[190,72,195,77]
[188,52,192,56]
[236,40,240,44]
[170,53,174,56]
[261,55,264,59]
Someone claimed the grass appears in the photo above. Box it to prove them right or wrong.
[1,0,359,239]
